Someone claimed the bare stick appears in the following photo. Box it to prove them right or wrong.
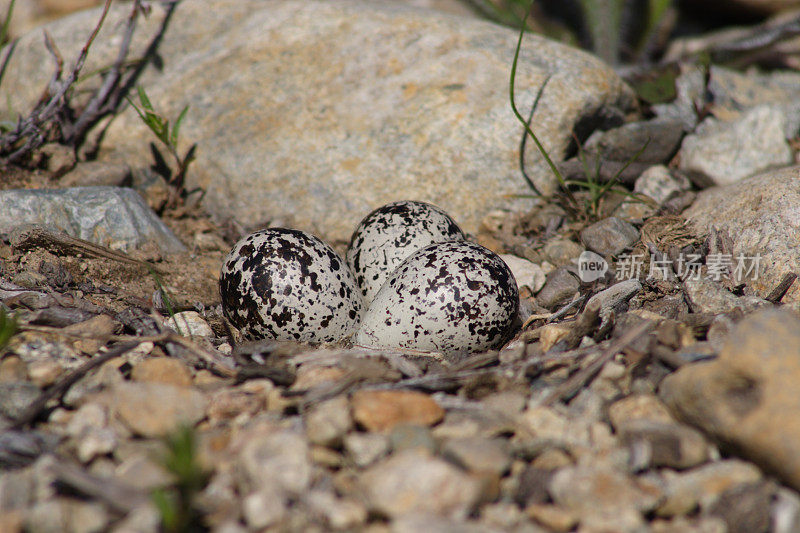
[10,225,165,273]
[765,272,797,303]
[65,0,143,142]
[1,0,113,161]
[537,320,653,406]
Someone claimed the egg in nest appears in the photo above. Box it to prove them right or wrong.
[354,240,519,357]
[347,200,466,304]
[219,228,363,343]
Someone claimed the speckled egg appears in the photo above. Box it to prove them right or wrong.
[354,240,519,357]
[219,228,363,343]
[347,200,466,304]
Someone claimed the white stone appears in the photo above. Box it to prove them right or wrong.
[679,105,792,186]
[165,311,214,338]
[499,254,546,293]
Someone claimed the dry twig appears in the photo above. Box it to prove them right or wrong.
[537,320,654,406]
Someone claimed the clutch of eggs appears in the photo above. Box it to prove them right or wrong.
[346,200,466,303]
[219,228,362,343]
[354,240,519,357]
[219,201,520,355]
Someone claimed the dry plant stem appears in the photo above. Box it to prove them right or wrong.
[522,293,586,329]
[46,460,148,514]
[551,299,601,351]
[765,272,797,303]
[557,157,651,186]
[1,0,113,161]
[537,320,653,406]
[10,225,165,273]
[1,0,149,162]
[64,0,143,143]
[11,340,140,429]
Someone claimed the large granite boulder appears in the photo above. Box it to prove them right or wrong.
[3,0,635,241]
[683,165,800,304]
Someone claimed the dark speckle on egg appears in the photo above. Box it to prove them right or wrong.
[220,228,363,343]
[354,240,519,357]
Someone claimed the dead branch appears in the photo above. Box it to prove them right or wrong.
[9,224,165,272]
[0,0,115,162]
[537,320,654,406]
[766,272,797,303]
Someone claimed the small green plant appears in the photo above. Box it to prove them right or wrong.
[152,425,210,533]
[147,266,184,336]
[509,2,652,222]
[0,0,16,48]
[0,306,19,351]
[563,131,654,220]
[126,86,196,209]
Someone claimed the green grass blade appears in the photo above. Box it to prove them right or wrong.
[137,85,154,111]
[509,4,569,192]
[170,105,189,148]
[0,0,16,47]
[0,307,18,351]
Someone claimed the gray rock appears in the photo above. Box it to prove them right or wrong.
[660,309,800,492]
[652,64,707,131]
[708,481,774,533]
[304,396,352,447]
[59,162,131,188]
[360,450,483,519]
[441,437,512,475]
[536,268,579,310]
[11,337,82,371]
[707,65,800,139]
[115,453,172,491]
[499,254,546,293]
[541,238,585,267]
[391,514,504,533]
[650,516,728,533]
[343,432,390,467]
[239,429,312,494]
[0,466,35,511]
[634,165,691,204]
[394,0,478,17]
[0,187,185,253]
[111,502,161,533]
[0,382,40,420]
[243,485,288,530]
[75,428,117,464]
[682,276,771,315]
[303,490,368,530]
[548,465,662,531]
[584,118,685,164]
[586,279,642,317]
[655,460,763,517]
[389,424,437,454]
[165,311,214,338]
[683,166,800,303]
[679,105,792,187]
[110,382,207,438]
[432,408,516,440]
[620,420,711,470]
[517,466,559,509]
[25,498,109,533]
[773,488,800,533]
[5,1,634,242]
[580,217,640,256]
